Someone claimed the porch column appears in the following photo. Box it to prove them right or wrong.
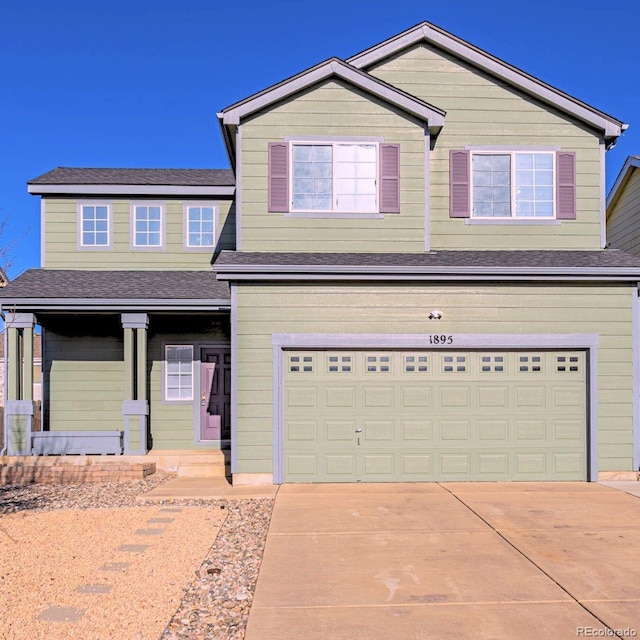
[4,313,35,455]
[121,314,149,454]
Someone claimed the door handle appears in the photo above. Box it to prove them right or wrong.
[355,428,363,433]
[201,394,207,406]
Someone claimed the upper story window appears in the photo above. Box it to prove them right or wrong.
[472,152,554,218]
[268,141,400,215]
[132,203,163,248]
[450,150,576,221]
[185,203,216,248]
[79,202,111,248]
[291,142,378,213]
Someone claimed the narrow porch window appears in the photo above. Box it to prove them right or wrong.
[165,345,193,401]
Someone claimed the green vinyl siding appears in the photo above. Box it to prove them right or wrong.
[43,197,235,269]
[366,43,603,250]
[607,169,640,257]
[45,318,124,433]
[235,283,634,476]
[147,315,230,450]
[241,79,427,252]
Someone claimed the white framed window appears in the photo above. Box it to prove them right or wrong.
[165,345,193,401]
[184,203,216,248]
[471,151,555,219]
[78,202,111,248]
[131,203,164,248]
[290,142,378,213]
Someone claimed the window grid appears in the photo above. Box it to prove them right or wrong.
[81,204,110,247]
[289,354,315,373]
[134,205,162,247]
[518,354,543,373]
[556,355,580,373]
[472,151,555,219]
[480,354,506,373]
[326,354,353,374]
[365,354,391,373]
[165,345,193,401]
[403,354,429,373]
[187,206,215,247]
[291,142,378,213]
[442,354,467,374]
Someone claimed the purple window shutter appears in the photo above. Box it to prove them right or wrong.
[556,151,576,220]
[449,150,470,218]
[379,144,400,213]
[268,142,289,213]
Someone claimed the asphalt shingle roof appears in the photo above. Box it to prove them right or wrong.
[0,270,230,300]
[213,249,640,270]
[29,167,235,187]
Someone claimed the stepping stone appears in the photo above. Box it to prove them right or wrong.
[101,562,131,571]
[136,528,163,536]
[76,584,112,594]
[37,606,85,622]
[158,508,182,513]
[147,517,174,524]
[118,544,150,553]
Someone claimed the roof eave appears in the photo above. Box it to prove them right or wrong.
[0,299,231,312]
[27,184,235,197]
[214,264,640,282]
[347,22,624,140]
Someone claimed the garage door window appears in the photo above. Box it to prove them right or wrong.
[518,355,542,372]
[403,354,430,373]
[327,354,353,373]
[288,354,315,373]
[442,355,467,373]
[366,354,392,373]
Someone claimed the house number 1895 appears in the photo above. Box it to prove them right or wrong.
[429,335,453,345]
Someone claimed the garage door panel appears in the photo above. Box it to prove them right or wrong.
[477,420,508,441]
[402,420,433,441]
[478,453,509,476]
[439,420,471,442]
[363,420,394,442]
[325,420,356,442]
[286,420,317,442]
[402,387,432,407]
[515,419,546,441]
[282,349,586,482]
[325,387,356,408]
[402,454,433,476]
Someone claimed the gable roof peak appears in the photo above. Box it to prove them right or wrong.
[347,20,624,142]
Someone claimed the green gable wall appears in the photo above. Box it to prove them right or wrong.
[235,283,633,475]
[240,79,427,252]
[607,169,640,257]
[43,197,235,269]
[367,43,603,250]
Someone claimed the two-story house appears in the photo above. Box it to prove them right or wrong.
[3,21,640,484]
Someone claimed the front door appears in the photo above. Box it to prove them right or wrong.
[200,347,231,441]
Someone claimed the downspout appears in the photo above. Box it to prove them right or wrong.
[1,310,8,456]
[634,284,640,472]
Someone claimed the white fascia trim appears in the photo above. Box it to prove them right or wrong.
[0,299,231,312]
[348,23,623,139]
[214,265,640,281]
[28,184,235,196]
[222,59,445,133]
[606,156,640,211]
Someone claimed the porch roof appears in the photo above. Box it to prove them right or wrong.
[0,269,231,312]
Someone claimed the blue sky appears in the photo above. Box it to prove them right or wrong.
[1,0,639,278]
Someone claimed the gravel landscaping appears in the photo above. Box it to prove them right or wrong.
[0,472,274,639]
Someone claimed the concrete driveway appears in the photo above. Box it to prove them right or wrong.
[246,483,640,639]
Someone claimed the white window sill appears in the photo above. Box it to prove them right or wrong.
[465,219,561,226]
[285,212,384,219]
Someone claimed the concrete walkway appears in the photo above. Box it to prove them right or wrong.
[137,477,278,501]
[246,482,640,639]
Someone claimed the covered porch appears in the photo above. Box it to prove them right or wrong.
[1,270,231,476]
